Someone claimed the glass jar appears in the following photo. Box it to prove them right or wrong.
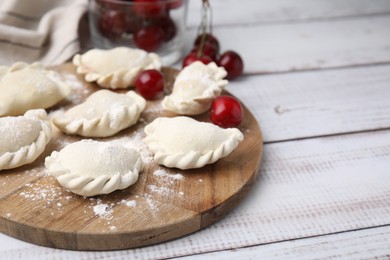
[88,0,188,65]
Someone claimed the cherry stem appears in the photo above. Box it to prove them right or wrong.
[197,0,212,58]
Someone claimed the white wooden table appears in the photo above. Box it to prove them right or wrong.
[1,0,390,258]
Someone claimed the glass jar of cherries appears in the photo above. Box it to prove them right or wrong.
[88,0,188,65]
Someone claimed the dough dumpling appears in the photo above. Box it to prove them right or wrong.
[0,62,71,116]
[52,90,146,137]
[0,109,52,171]
[144,116,243,170]
[73,47,161,89]
[45,140,142,197]
[162,61,228,115]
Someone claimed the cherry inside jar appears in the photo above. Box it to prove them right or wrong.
[89,0,188,65]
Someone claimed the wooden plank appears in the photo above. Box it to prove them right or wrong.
[186,0,390,27]
[2,130,390,258]
[183,15,390,74]
[178,226,390,259]
[226,64,390,142]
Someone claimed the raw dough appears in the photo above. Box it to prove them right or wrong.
[144,116,244,169]
[45,140,142,197]
[52,90,146,137]
[0,109,52,171]
[162,61,228,115]
[0,62,71,116]
[73,47,161,89]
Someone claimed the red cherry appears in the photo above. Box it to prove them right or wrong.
[210,96,244,128]
[192,42,218,61]
[194,33,220,52]
[98,10,127,39]
[133,0,166,18]
[134,25,164,52]
[217,51,244,80]
[158,15,177,42]
[182,53,213,67]
[135,69,165,100]
[125,15,142,34]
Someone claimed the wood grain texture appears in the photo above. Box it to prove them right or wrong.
[0,64,263,250]
[179,226,390,259]
[186,0,390,27]
[183,15,390,74]
[226,64,390,142]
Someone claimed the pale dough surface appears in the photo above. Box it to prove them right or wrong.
[0,109,52,171]
[52,90,146,137]
[45,140,142,197]
[0,62,71,116]
[144,116,244,170]
[162,62,228,115]
[73,47,161,89]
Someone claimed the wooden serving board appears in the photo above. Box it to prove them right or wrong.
[0,63,263,251]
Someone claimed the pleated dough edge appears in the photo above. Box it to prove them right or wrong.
[52,91,146,138]
[162,62,229,115]
[44,146,143,197]
[0,109,52,171]
[72,51,161,89]
[144,118,244,170]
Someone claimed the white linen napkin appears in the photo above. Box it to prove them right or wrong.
[0,0,88,66]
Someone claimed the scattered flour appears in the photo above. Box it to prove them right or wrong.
[20,182,64,203]
[25,167,48,177]
[110,226,117,231]
[153,169,183,180]
[148,184,172,196]
[145,194,158,213]
[143,101,163,114]
[148,184,184,197]
[147,168,185,197]
[62,72,90,103]
[119,199,137,208]
[92,203,113,219]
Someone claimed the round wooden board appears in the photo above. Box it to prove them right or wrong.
[0,63,263,251]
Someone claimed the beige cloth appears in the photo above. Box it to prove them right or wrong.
[0,0,88,66]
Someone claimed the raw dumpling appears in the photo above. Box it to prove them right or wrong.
[0,62,71,116]
[162,61,228,115]
[0,109,52,171]
[45,140,142,197]
[73,47,161,89]
[144,116,243,170]
[52,90,146,137]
